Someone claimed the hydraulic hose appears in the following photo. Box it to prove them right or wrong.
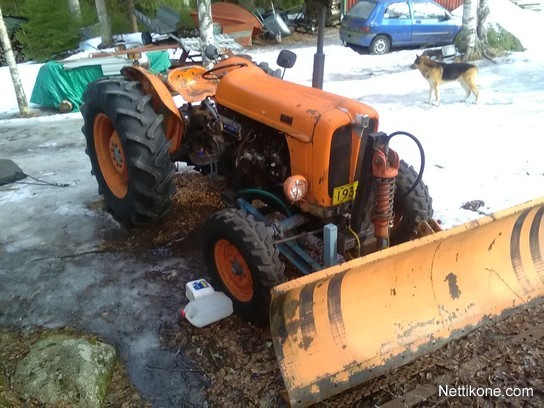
[238,188,292,216]
[386,131,426,199]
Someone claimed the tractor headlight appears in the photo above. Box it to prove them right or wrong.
[283,176,308,202]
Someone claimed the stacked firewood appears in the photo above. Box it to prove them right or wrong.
[0,31,26,66]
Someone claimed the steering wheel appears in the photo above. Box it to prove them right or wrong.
[202,63,248,80]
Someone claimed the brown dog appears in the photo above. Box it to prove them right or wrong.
[411,55,479,105]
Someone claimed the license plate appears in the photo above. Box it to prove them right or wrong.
[332,181,358,205]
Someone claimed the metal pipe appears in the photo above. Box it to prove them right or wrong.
[311,6,327,89]
[323,224,338,267]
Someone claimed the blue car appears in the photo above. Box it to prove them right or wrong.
[340,0,462,54]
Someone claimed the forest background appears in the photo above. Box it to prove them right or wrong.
[0,0,305,61]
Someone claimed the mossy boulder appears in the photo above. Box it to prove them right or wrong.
[14,335,116,407]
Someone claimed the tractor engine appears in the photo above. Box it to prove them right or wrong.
[216,106,291,188]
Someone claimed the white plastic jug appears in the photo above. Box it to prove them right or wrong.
[181,291,234,328]
[185,278,215,301]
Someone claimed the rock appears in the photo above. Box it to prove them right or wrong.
[58,100,73,114]
[14,334,116,407]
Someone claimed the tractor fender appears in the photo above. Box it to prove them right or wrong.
[270,197,544,407]
[121,66,183,153]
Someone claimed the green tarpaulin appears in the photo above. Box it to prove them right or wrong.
[30,51,171,112]
[147,51,171,74]
[30,62,103,112]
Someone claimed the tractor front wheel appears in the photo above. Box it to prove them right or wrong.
[202,209,285,324]
[81,78,175,225]
[391,160,434,244]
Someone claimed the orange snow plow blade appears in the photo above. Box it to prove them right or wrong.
[270,198,544,407]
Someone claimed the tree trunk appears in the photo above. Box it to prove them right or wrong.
[68,0,81,20]
[477,0,490,41]
[460,0,478,60]
[95,0,112,47]
[305,0,327,23]
[126,0,138,33]
[197,0,214,69]
[0,6,29,117]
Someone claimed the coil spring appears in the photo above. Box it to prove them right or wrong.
[373,177,396,223]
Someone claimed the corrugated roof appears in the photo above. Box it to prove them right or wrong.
[62,56,133,76]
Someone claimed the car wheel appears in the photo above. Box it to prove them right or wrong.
[370,35,390,55]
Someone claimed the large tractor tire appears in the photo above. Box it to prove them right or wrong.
[391,159,433,244]
[81,78,175,225]
[202,208,286,324]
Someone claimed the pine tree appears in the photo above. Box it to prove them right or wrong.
[18,0,80,61]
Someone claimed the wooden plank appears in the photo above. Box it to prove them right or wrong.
[89,44,180,58]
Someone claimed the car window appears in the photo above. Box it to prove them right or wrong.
[384,2,410,19]
[412,2,448,19]
[347,1,376,19]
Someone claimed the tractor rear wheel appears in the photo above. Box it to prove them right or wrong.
[391,160,434,244]
[202,208,286,324]
[81,78,175,225]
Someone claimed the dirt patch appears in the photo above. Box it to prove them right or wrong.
[163,301,544,408]
[100,172,225,255]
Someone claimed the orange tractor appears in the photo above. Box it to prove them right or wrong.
[81,47,544,406]
[81,48,432,324]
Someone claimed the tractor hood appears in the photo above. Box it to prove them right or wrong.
[214,57,378,142]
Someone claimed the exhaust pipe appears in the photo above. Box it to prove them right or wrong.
[311,6,327,89]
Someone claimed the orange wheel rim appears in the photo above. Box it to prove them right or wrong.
[94,113,128,198]
[214,239,253,302]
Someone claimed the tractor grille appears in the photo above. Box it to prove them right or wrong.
[328,119,377,198]
[328,125,352,197]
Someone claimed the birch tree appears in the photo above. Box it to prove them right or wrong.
[197,0,214,69]
[95,0,112,47]
[126,0,138,33]
[477,0,490,45]
[460,0,477,60]
[68,0,81,20]
[0,6,29,117]
[457,0,495,60]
